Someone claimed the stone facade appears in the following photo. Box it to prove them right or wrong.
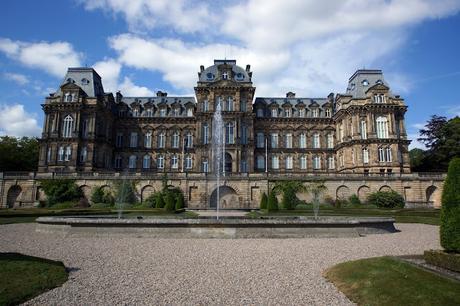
[0,60,445,209]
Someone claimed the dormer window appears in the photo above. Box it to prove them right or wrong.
[145,108,153,117]
[299,108,305,117]
[173,108,180,117]
[350,83,356,90]
[206,73,214,81]
[376,79,383,85]
[64,92,72,102]
[311,108,319,118]
[187,108,193,117]
[236,73,244,81]
[373,94,385,103]
[271,108,278,118]
[66,78,75,84]
[362,79,369,86]
[284,108,291,117]
[325,108,331,117]
[81,78,89,85]
[160,108,167,117]
[256,108,264,117]
[133,109,140,117]
[222,71,228,80]
[71,93,77,102]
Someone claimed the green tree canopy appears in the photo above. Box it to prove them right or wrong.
[0,136,39,171]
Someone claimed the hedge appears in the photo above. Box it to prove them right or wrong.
[440,157,460,252]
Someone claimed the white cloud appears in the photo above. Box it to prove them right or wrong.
[0,104,41,137]
[79,0,213,33]
[3,72,29,85]
[0,38,82,77]
[119,77,154,96]
[93,58,122,93]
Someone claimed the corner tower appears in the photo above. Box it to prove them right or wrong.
[194,60,256,173]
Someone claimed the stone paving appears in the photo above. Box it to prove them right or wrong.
[0,223,440,305]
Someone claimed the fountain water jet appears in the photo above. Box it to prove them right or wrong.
[212,100,224,220]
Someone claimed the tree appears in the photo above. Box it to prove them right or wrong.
[39,179,82,206]
[0,136,39,171]
[272,181,307,210]
[415,116,460,171]
[91,187,104,204]
[267,192,279,212]
[114,180,137,205]
[155,192,164,208]
[260,192,268,210]
[164,192,175,211]
[440,157,460,252]
[175,193,184,210]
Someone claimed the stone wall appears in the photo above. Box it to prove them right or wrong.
[0,172,445,209]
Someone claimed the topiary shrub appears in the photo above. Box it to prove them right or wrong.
[267,192,279,212]
[440,157,460,253]
[175,193,184,211]
[367,191,405,208]
[114,180,137,206]
[281,189,297,210]
[50,201,76,209]
[260,192,268,210]
[164,192,175,211]
[295,203,310,210]
[155,192,165,208]
[39,179,82,207]
[349,194,361,206]
[144,194,156,208]
[90,187,104,204]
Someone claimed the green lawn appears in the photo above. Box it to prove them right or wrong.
[324,256,460,306]
[248,207,441,225]
[0,253,68,305]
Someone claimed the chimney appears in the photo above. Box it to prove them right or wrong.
[116,91,123,102]
[246,64,251,72]
[286,92,296,98]
[156,91,167,97]
[200,65,204,72]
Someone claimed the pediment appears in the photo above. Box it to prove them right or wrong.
[366,83,389,93]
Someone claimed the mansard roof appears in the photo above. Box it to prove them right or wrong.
[120,96,196,108]
[254,97,330,107]
[344,69,394,98]
[198,59,252,83]
[57,67,104,97]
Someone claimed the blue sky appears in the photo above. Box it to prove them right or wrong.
[0,0,459,148]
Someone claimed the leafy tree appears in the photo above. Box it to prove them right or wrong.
[39,179,82,206]
[272,181,307,210]
[0,136,39,171]
[440,158,460,252]
[260,192,268,210]
[155,192,165,208]
[267,192,279,212]
[90,187,104,204]
[175,192,184,210]
[409,148,425,171]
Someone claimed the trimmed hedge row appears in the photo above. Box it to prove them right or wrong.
[424,250,460,273]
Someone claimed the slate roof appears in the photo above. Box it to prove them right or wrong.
[198,59,251,83]
[344,69,393,98]
[57,68,104,97]
[254,97,330,107]
[120,96,196,106]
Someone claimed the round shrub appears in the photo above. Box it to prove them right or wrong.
[260,192,268,210]
[155,193,164,208]
[367,191,405,208]
[348,194,362,206]
[440,157,460,253]
[295,203,310,210]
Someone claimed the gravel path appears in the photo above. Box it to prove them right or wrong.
[0,223,440,305]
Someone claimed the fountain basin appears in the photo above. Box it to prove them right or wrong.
[36,216,397,238]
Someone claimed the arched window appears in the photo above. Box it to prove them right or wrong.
[285,133,292,148]
[158,132,165,148]
[313,156,321,169]
[202,124,209,145]
[271,108,278,118]
[157,155,164,169]
[376,116,389,138]
[363,147,369,164]
[62,115,74,138]
[313,133,320,148]
[115,155,122,168]
[378,147,385,162]
[299,133,306,148]
[386,147,392,162]
[171,155,179,169]
[300,155,307,169]
[256,155,265,170]
[64,146,72,161]
[64,92,72,102]
[142,155,150,169]
[129,155,137,169]
[285,155,293,169]
[202,159,209,173]
[186,132,193,148]
[144,131,152,148]
[185,155,193,169]
[272,155,279,169]
[172,131,180,148]
[226,97,233,111]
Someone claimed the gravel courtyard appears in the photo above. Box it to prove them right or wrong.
[0,223,440,305]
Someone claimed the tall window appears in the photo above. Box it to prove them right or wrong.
[361,120,367,139]
[158,132,165,148]
[240,100,247,112]
[187,108,193,117]
[133,108,140,117]
[376,116,389,138]
[172,131,180,148]
[285,133,292,148]
[256,156,265,169]
[326,134,334,148]
[363,148,369,164]
[386,147,392,162]
[57,146,64,161]
[241,124,248,145]
[115,155,122,168]
[272,156,279,169]
[271,133,278,148]
[171,155,179,169]
[203,100,209,112]
[185,155,193,169]
[299,108,305,118]
[202,124,209,144]
[325,108,331,117]
[202,160,209,173]
[300,133,306,148]
[116,133,123,148]
[157,155,164,169]
[256,132,264,148]
[284,108,291,117]
[62,115,74,138]
[130,132,138,148]
[378,147,385,162]
[143,155,150,169]
[160,108,167,117]
[173,108,180,117]
[226,97,233,111]
[144,131,152,148]
[79,147,87,163]
[240,160,247,173]
[47,147,52,163]
[300,156,307,169]
[373,94,385,103]
[186,132,193,148]
[256,108,264,117]
[311,108,319,118]
[81,119,88,138]
[313,156,321,169]
[285,156,293,170]
[313,133,320,148]
[64,146,72,161]
[64,92,72,102]
[145,108,153,117]
[225,122,235,144]
[271,108,278,118]
[352,148,355,165]
[129,155,137,169]
[328,156,335,169]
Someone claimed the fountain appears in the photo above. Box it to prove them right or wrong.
[212,100,224,219]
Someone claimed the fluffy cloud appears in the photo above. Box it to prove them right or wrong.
[3,72,29,85]
[119,77,154,96]
[0,104,41,137]
[0,38,82,77]
[79,0,213,33]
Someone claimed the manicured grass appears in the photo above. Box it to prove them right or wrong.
[249,207,441,225]
[324,256,460,306]
[0,253,68,305]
